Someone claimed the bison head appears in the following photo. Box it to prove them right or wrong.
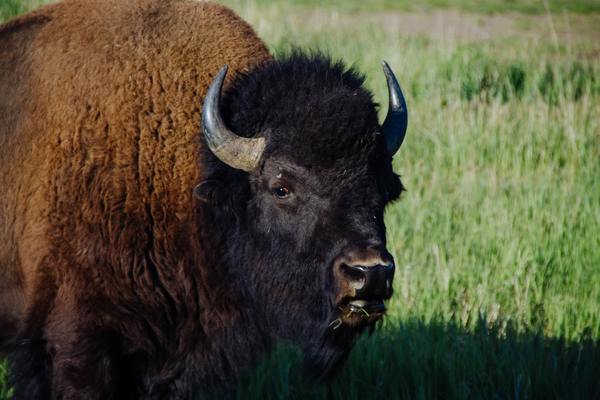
[196,54,407,378]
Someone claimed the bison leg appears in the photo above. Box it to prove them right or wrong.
[44,294,119,400]
[8,336,52,400]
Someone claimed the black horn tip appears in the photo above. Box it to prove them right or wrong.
[209,65,229,97]
[381,61,394,84]
[381,60,391,72]
[380,60,408,155]
[201,64,266,171]
[216,64,229,80]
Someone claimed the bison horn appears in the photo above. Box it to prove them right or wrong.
[381,61,408,155]
[202,65,266,171]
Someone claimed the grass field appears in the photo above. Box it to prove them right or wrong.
[1,0,599,399]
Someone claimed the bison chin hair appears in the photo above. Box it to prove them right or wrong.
[252,262,370,380]
[276,292,374,380]
[301,322,373,380]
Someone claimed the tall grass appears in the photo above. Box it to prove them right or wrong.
[1,1,599,399]
[217,2,600,398]
[0,363,10,400]
[0,0,48,21]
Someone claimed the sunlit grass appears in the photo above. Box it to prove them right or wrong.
[219,2,600,398]
[1,1,599,399]
[0,0,49,21]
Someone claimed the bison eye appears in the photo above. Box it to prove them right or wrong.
[273,186,290,199]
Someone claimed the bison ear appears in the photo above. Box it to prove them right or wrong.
[193,180,218,203]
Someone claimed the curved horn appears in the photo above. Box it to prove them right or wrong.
[202,65,266,171]
[381,61,408,155]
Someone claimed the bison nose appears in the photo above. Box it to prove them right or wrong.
[339,262,395,299]
[333,247,395,300]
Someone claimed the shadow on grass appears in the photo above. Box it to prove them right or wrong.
[234,317,600,400]
[1,318,598,400]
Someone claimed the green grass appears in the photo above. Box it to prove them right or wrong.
[0,0,47,21]
[219,0,600,14]
[0,363,10,400]
[3,0,600,20]
[2,1,599,399]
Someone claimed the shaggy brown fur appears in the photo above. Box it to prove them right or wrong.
[0,0,271,397]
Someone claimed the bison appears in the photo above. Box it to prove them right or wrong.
[0,0,408,398]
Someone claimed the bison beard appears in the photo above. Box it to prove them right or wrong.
[0,0,406,398]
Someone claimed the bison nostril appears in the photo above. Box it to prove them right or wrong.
[340,263,366,290]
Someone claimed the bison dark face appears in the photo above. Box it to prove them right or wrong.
[197,54,407,378]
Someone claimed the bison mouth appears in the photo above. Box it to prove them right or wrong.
[301,298,388,380]
[331,298,387,328]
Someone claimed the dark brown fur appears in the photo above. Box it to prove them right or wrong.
[0,0,271,397]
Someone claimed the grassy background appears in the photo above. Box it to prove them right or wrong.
[1,0,599,399]
[228,0,600,14]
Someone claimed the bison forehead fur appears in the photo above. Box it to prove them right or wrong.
[0,0,404,398]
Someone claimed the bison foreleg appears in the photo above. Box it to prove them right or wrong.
[45,294,119,400]
[8,336,52,400]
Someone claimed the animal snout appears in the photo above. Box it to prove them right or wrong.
[333,245,395,301]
